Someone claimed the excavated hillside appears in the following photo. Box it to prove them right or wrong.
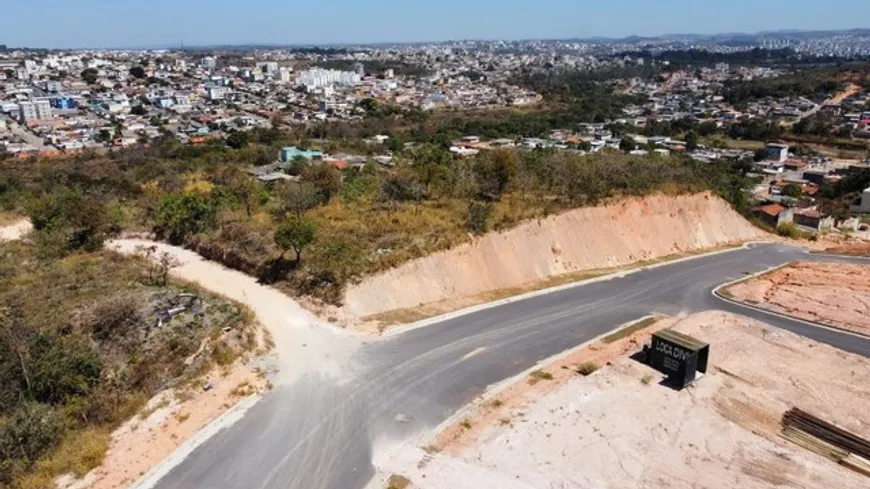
[343,192,766,318]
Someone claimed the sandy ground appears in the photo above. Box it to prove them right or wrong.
[108,239,360,384]
[343,193,766,319]
[0,218,33,241]
[728,261,870,336]
[61,362,269,489]
[827,83,862,105]
[373,311,870,489]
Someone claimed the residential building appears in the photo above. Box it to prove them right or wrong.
[18,99,53,123]
[765,143,789,162]
[200,56,217,71]
[280,146,323,162]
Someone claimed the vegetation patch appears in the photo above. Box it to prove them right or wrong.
[0,240,258,488]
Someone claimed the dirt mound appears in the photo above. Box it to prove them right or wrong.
[344,193,766,318]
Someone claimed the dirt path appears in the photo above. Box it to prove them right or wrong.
[826,83,862,105]
[108,239,359,384]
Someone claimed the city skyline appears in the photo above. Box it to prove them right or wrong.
[4,0,870,49]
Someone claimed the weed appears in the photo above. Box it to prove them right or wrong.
[499,417,512,426]
[529,370,554,381]
[175,412,191,423]
[490,399,504,408]
[386,474,411,489]
[641,374,654,385]
[575,361,600,376]
[460,419,472,430]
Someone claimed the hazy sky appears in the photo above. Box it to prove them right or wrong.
[5,0,870,49]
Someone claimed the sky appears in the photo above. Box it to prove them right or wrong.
[4,0,870,49]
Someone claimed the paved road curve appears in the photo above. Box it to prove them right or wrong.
[149,243,870,489]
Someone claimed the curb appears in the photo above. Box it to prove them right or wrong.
[421,314,663,444]
[127,394,262,489]
[711,265,870,341]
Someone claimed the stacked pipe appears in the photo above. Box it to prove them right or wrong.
[781,407,870,477]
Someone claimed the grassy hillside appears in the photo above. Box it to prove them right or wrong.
[0,240,257,489]
[0,137,753,305]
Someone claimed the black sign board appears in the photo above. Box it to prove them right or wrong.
[647,329,709,389]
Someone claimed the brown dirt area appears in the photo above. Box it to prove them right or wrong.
[60,361,270,489]
[374,311,870,489]
[727,261,870,336]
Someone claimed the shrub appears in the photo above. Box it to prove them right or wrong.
[466,201,492,234]
[776,221,804,239]
[575,361,600,376]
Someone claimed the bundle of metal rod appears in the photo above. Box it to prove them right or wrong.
[782,408,870,460]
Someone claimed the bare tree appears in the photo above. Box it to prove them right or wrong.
[0,302,31,395]
[137,245,181,286]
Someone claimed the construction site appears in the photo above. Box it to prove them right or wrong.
[373,311,870,489]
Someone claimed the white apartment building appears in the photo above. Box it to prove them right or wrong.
[200,56,217,71]
[18,99,53,123]
[296,69,361,91]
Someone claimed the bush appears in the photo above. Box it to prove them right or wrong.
[0,404,64,484]
[155,192,219,244]
[575,361,600,376]
[466,201,492,234]
[776,221,804,239]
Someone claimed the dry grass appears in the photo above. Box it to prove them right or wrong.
[386,474,412,489]
[0,210,24,226]
[575,361,600,376]
[528,370,554,384]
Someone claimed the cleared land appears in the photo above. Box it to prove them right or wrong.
[374,311,870,489]
[727,261,870,336]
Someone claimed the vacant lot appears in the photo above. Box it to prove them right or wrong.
[727,261,870,335]
[375,311,870,489]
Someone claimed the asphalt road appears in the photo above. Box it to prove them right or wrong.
[149,243,870,489]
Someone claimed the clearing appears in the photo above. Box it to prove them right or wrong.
[373,311,870,489]
[726,261,870,336]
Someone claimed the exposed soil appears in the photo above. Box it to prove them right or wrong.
[727,261,870,335]
[344,193,766,319]
[374,311,870,489]
[0,218,32,241]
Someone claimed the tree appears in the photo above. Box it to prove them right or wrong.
[226,131,249,149]
[129,66,146,79]
[274,218,317,262]
[155,192,219,244]
[685,131,700,152]
[473,150,516,201]
[781,184,803,198]
[130,105,147,116]
[301,165,342,203]
[619,136,637,153]
[80,68,98,84]
[280,182,321,218]
[137,245,180,286]
[26,189,110,255]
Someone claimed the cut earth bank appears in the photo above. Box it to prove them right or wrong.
[371,311,870,489]
[341,192,766,327]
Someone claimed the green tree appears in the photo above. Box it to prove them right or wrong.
[80,68,98,84]
[619,136,637,153]
[226,131,250,149]
[685,131,700,152]
[130,104,147,116]
[26,189,110,255]
[780,184,803,198]
[274,218,317,262]
[129,66,146,79]
[155,192,219,244]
